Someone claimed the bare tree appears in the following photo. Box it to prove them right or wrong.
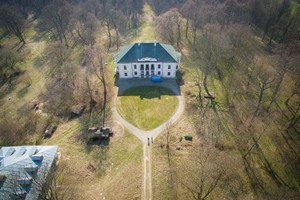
[0,5,26,44]
[83,45,109,126]
[180,147,226,200]
[70,4,99,46]
[0,47,24,86]
[38,0,73,47]
[156,8,182,48]
[267,42,299,112]
[250,63,275,124]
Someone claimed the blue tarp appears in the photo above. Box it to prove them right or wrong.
[152,76,162,82]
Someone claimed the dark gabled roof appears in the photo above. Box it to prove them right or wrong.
[114,42,180,63]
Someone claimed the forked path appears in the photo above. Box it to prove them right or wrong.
[111,79,185,200]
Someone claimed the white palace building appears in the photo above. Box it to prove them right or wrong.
[114,41,181,79]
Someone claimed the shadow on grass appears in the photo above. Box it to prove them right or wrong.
[17,85,30,98]
[85,138,110,151]
[0,31,9,41]
[33,55,46,68]
[118,86,178,99]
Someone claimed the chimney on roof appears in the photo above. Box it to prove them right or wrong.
[138,40,141,47]
[154,40,157,46]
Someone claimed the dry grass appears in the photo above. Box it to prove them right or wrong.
[41,119,143,200]
[150,82,255,199]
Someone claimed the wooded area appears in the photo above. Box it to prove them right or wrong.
[0,0,299,199]
[152,0,299,199]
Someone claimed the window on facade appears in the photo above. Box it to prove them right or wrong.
[158,64,161,69]
[158,71,161,75]
[151,64,154,70]
[124,65,127,70]
[176,65,178,69]
[125,73,128,76]
[168,65,171,69]
[134,65,137,69]
[168,72,171,76]
[134,72,137,75]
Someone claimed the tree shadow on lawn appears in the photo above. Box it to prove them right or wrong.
[17,85,30,98]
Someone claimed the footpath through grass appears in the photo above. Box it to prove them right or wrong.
[130,3,156,43]
[117,86,178,130]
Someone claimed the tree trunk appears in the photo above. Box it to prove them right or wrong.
[267,68,286,112]
[203,72,212,97]
[111,18,119,50]
[106,20,112,50]
[251,81,265,125]
[185,18,189,40]
[197,83,203,109]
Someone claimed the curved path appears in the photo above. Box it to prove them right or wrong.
[112,79,184,143]
[111,79,185,200]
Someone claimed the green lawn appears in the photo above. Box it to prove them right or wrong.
[117,86,178,130]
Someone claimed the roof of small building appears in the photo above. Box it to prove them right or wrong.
[0,145,58,200]
[114,42,181,64]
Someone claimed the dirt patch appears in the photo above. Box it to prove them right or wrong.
[87,163,97,173]
[110,120,124,142]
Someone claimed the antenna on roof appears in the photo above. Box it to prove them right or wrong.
[138,40,141,47]
[154,40,157,46]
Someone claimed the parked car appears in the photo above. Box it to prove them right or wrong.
[152,76,163,82]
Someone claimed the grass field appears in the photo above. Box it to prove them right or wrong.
[117,86,179,130]
[41,120,143,200]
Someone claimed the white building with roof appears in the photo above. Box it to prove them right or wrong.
[0,145,59,200]
[114,41,181,79]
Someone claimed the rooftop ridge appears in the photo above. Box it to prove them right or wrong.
[115,41,179,64]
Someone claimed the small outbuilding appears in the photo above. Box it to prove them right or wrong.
[184,135,193,141]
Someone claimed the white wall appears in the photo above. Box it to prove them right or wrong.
[117,62,179,78]
[118,64,133,78]
[162,63,177,78]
